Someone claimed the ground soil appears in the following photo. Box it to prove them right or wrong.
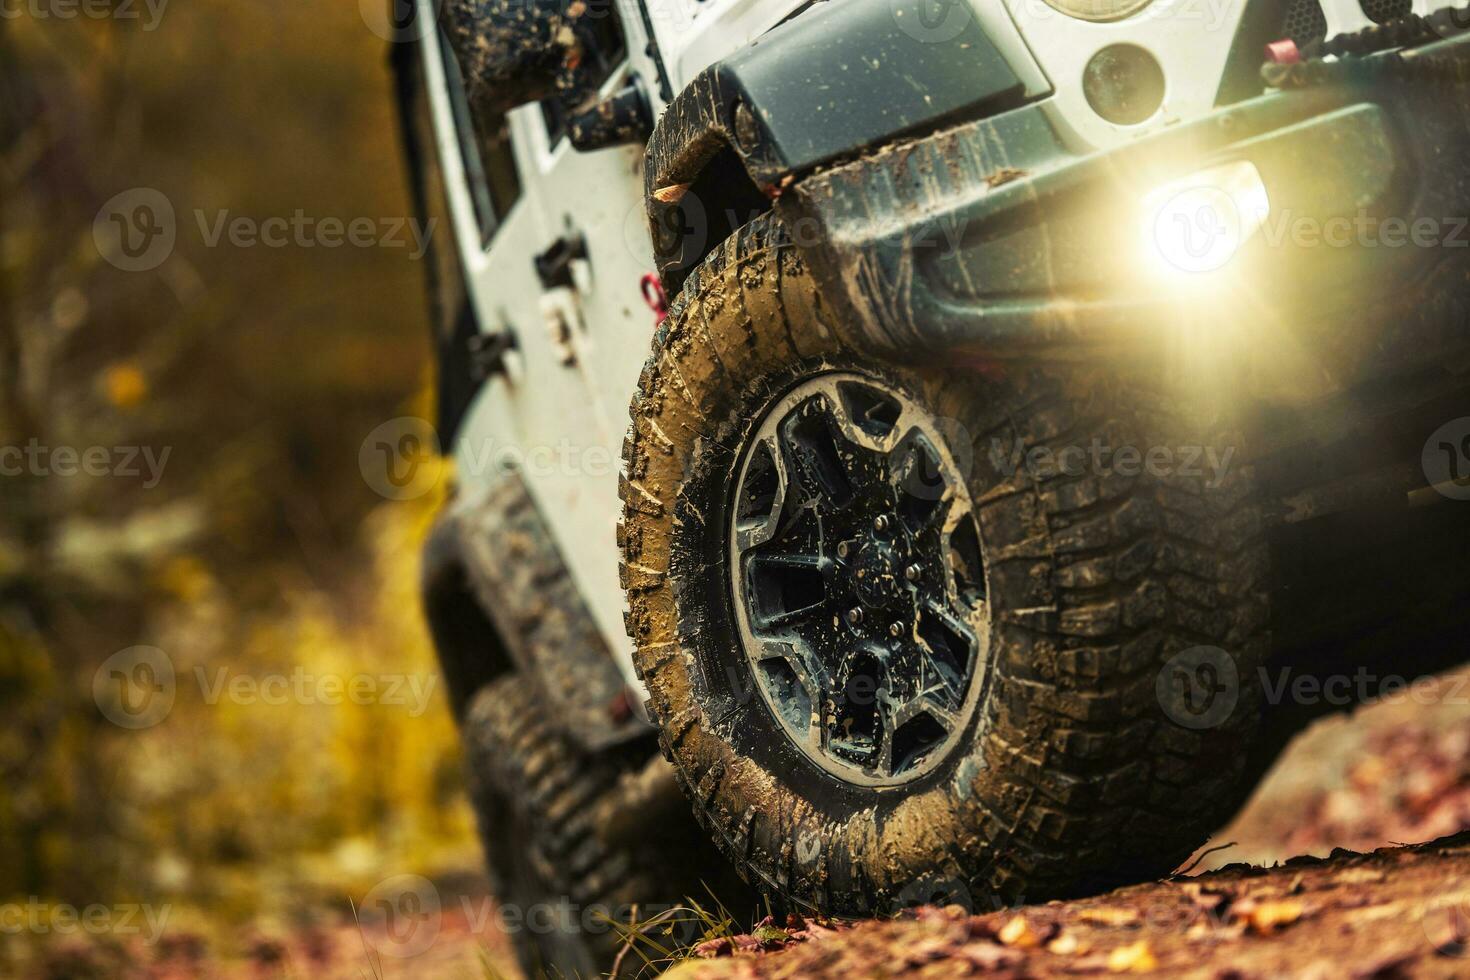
[21,669,1470,978]
[662,836,1470,979]
[649,667,1470,980]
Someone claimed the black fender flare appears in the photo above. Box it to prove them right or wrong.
[422,475,649,750]
[643,0,1045,296]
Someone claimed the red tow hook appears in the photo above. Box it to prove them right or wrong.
[640,273,669,325]
[1265,38,1301,64]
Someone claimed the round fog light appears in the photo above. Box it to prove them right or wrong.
[1084,44,1165,126]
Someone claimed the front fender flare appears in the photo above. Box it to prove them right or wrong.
[643,0,1046,295]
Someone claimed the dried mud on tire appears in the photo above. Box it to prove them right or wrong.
[619,210,1271,915]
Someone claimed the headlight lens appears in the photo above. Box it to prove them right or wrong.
[1141,161,1271,279]
[1040,0,1156,22]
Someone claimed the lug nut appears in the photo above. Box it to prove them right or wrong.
[874,515,889,532]
[905,564,921,582]
[889,622,903,638]
[837,541,849,559]
[846,608,863,626]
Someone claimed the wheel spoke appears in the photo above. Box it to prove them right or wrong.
[753,602,825,633]
[734,434,792,552]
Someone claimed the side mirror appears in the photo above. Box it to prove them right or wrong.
[441,0,650,150]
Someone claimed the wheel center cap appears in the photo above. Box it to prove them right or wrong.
[853,530,906,609]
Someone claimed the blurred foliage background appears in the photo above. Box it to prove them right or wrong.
[0,0,481,972]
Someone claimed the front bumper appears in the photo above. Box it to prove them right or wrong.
[778,35,1470,394]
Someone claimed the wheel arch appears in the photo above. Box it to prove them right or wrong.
[642,0,1043,296]
[421,510,515,723]
[422,479,650,749]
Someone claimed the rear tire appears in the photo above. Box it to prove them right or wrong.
[463,677,755,978]
[618,212,1272,915]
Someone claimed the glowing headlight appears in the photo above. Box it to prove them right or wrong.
[1040,0,1156,22]
[1141,161,1271,279]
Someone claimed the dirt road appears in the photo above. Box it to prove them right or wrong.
[663,835,1470,979]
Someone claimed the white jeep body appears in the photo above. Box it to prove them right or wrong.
[417,0,1400,698]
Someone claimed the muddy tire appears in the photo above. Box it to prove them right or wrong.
[463,677,755,978]
[618,212,1271,915]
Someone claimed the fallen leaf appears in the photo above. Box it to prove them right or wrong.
[749,916,793,948]
[1000,914,1042,948]
[1048,931,1082,955]
[1240,899,1304,935]
[653,183,690,204]
[1107,940,1158,973]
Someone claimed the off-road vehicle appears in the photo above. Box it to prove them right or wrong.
[391,0,1470,972]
